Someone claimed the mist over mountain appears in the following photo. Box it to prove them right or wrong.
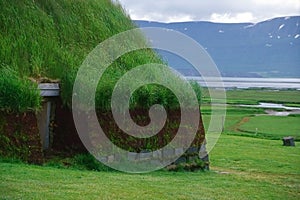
[134,16,300,77]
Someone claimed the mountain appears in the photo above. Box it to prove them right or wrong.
[134,16,300,77]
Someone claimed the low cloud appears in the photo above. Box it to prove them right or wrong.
[116,0,300,23]
[210,12,256,23]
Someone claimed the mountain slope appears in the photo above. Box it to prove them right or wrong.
[135,16,300,77]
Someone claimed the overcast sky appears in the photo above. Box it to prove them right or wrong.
[116,0,300,23]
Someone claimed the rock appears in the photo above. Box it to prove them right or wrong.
[127,152,137,161]
[174,148,184,156]
[107,155,114,163]
[186,146,199,155]
[174,156,187,165]
[199,139,208,159]
[162,148,175,159]
[282,136,295,146]
[139,150,152,161]
[152,150,162,159]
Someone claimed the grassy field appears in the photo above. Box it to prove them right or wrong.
[0,135,299,200]
[202,88,300,105]
[1,89,300,199]
[209,109,300,140]
[238,115,300,139]
[201,88,300,140]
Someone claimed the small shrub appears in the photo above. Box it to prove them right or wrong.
[0,156,22,164]
[189,80,202,105]
[72,153,113,171]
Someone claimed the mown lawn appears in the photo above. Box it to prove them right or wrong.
[202,88,300,104]
[1,135,299,200]
[238,115,300,139]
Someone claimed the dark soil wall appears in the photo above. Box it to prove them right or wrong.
[53,99,205,154]
[0,99,205,164]
[52,100,87,153]
[97,109,205,152]
[0,112,43,164]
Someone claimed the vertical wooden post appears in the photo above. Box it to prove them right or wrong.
[37,83,59,150]
[37,101,51,150]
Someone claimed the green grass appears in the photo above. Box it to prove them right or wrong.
[1,0,143,111]
[1,135,299,200]
[225,89,300,104]
[0,67,41,112]
[203,103,300,140]
[201,104,265,115]
[202,93,300,140]
[284,103,300,107]
[201,89,300,142]
[211,135,300,174]
[0,0,135,78]
[238,115,300,139]
[201,103,265,135]
[0,0,202,112]
[202,88,300,105]
[1,89,300,199]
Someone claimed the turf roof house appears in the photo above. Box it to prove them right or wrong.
[0,77,209,169]
[0,0,208,169]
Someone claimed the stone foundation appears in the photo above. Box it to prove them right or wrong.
[95,144,209,171]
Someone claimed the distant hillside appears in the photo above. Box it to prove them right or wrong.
[135,16,300,77]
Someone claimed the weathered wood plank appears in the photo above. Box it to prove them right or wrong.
[38,83,60,97]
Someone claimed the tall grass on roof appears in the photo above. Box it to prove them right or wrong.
[0,0,202,112]
[0,67,41,113]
